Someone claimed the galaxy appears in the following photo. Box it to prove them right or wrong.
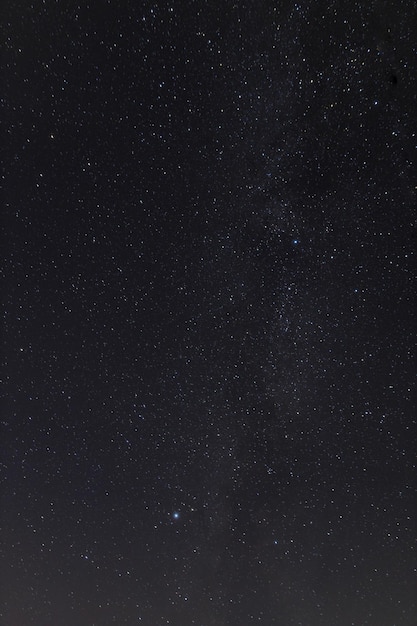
[2,1,416,624]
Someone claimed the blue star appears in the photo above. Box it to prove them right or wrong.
[172,512,180,520]
[292,239,299,245]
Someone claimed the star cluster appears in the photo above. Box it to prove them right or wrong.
[2,1,416,625]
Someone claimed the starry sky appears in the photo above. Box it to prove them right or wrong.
[1,1,416,625]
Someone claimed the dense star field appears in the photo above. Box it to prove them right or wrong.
[1,1,416,624]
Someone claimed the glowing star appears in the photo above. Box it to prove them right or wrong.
[172,512,180,520]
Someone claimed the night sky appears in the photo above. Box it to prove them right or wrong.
[2,1,416,625]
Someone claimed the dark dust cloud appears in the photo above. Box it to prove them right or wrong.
[2,1,416,625]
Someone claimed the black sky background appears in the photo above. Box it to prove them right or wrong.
[1,1,416,625]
